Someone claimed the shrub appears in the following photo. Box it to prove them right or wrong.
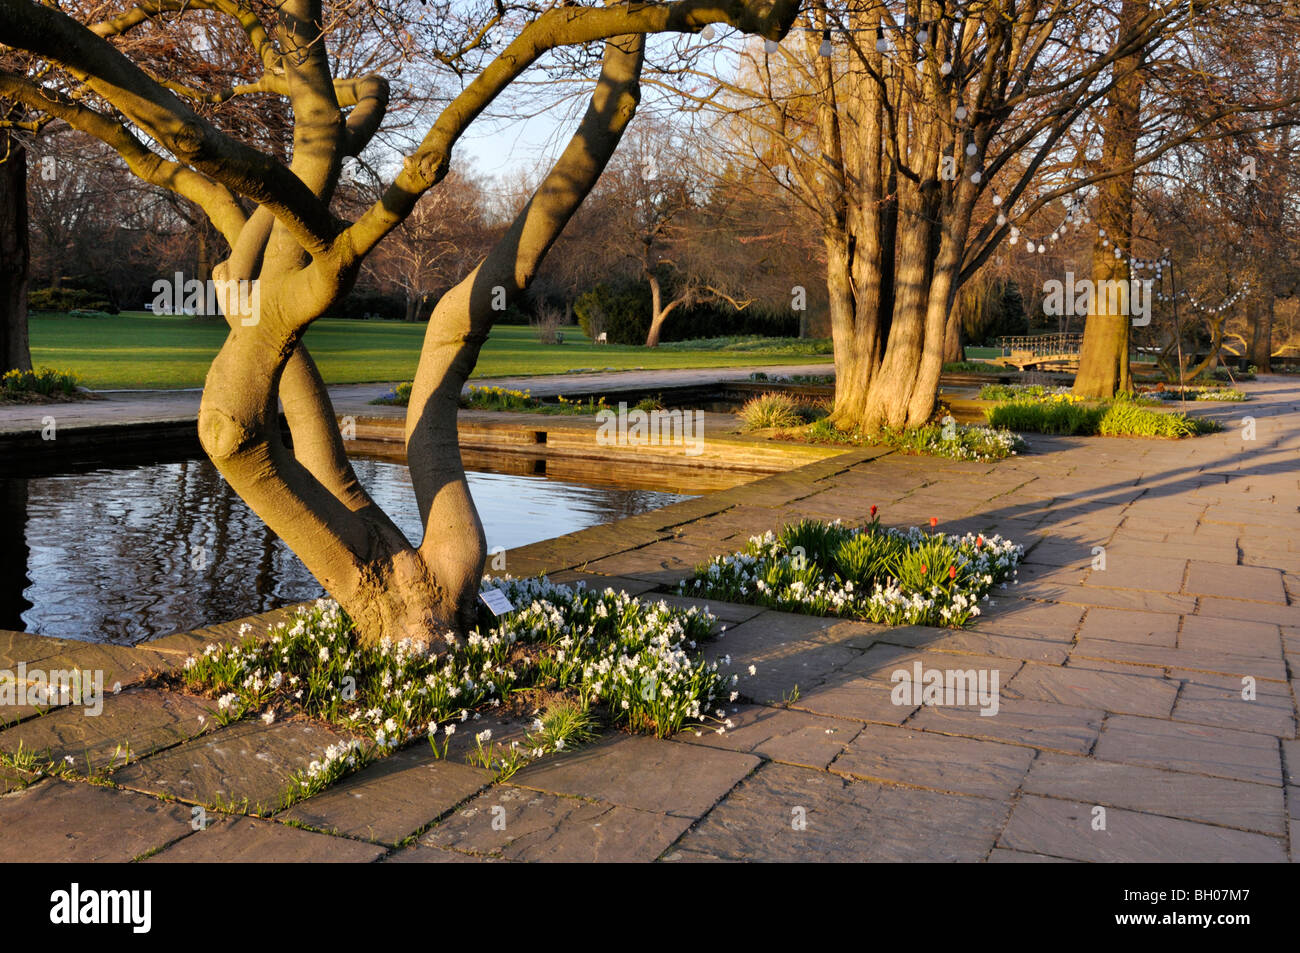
[28,287,116,313]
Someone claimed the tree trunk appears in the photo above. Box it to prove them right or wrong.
[644,271,666,346]
[0,117,32,374]
[1249,291,1273,372]
[1073,0,1146,398]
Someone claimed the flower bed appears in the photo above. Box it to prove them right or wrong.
[678,515,1021,627]
[179,578,738,801]
[805,418,1024,462]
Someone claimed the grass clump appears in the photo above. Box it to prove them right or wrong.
[181,581,741,799]
[740,392,804,430]
[680,514,1022,627]
[943,361,1005,374]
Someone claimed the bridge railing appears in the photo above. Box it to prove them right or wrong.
[996,333,1084,356]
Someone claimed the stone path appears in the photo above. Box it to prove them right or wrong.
[0,362,833,435]
[1,377,1297,862]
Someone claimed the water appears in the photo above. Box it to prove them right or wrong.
[0,455,694,645]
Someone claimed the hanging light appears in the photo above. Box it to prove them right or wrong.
[965,143,977,156]
[955,105,967,120]
[997,213,1007,226]
[970,171,982,183]
[765,38,779,53]
[701,24,715,40]
[992,194,1002,206]
[940,60,953,76]
[818,31,833,57]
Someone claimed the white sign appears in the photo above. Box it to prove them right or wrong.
[479,589,514,616]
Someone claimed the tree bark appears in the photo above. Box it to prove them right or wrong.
[1073,0,1147,398]
[1249,291,1273,372]
[0,112,32,374]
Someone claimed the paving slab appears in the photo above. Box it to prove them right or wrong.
[829,724,1034,799]
[1185,561,1287,604]
[0,688,215,775]
[1003,664,1177,718]
[1094,715,1283,786]
[278,745,492,845]
[675,704,860,770]
[510,733,758,818]
[1170,672,1297,737]
[112,716,355,813]
[672,761,1009,862]
[788,674,919,725]
[906,698,1104,755]
[1179,615,1282,658]
[998,794,1286,863]
[1022,753,1286,835]
[0,779,193,862]
[418,785,692,862]
[145,815,386,862]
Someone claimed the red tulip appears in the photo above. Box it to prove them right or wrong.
[929,517,938,528]
[949,565,957,580]
[920,564,928,574]
[977,534,984,546]
[870,505,878,517]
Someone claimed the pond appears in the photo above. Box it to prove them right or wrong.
[0,454,697,645]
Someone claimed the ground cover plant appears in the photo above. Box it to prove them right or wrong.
[679,515,1022,627]
[805,417,1025,461]
[178,579,742,803]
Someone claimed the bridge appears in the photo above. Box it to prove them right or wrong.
[989,333,1083,371]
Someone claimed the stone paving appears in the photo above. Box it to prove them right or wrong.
[1,377,1297,862]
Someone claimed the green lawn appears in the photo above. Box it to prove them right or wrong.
[29,311,832,389]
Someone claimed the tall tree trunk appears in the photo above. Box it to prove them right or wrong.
[0,113,32,374]
[1249,291,1273,372]
[644,271,667,346]
[1074,0,1146,398]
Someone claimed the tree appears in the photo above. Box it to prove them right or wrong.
[0,99,32,372]
[0,0,800,647]
[677,0,1295,426]
[365,169,494,322]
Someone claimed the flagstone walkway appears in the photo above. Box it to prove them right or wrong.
[1,377,1296,862]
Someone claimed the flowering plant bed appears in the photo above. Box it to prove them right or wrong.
[178,578,739,801]
[677,514,1021,627]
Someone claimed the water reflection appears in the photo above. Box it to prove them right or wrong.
[0,456,693,645]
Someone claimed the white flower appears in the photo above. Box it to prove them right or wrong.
[261,710,275,725]
[747,665,757,676]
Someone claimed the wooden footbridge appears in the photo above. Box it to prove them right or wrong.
[989,333,1083,371]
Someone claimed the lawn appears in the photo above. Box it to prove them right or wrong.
[28,311,833,389]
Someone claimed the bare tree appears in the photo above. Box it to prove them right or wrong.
[0,0,800,647]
